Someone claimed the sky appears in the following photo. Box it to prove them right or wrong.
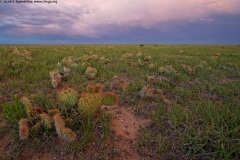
[0,0,240,44]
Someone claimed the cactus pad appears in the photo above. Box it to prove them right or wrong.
[58,88,78,107]
[102,92,119,106]
[78,92,102,116]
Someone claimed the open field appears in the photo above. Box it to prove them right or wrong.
[0,44,239,159]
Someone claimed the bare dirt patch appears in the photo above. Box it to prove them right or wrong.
[19,140,75,160]
[102,105,150,160]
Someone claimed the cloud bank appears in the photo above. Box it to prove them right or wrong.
[1,0,240,39]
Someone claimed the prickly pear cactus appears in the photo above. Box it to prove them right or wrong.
[53,113,76,142]
[21,97,33,116]
[78,92,102,116]
[58,88,78,108]
[85,67,97,80]
[40,113,53,129]
[53,113,66,137]
[102,92,119,106]
[19,118,29,140]
[61,128,77,142]
[49,69,62,88]
[78,84,102,116]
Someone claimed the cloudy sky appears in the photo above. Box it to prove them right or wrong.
[0,0,240,44]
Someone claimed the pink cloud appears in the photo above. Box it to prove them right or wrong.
[2,0,240,37]
[83,0,240,26]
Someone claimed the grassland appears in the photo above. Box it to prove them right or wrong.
[0,44,239,159]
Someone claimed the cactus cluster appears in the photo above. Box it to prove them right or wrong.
[78,84,102,116]
[158,65,179,76]
[80,54,100,62]
[16,82,119,142]
[49,69,62,88]
[63,67,70,77]
[180,63,205,74]
[122,53,133,59]
[58,88,79,108]
[158,63,204,76]
[139,86,155,98]
[54,114,76,142]
[49,66,71,89]
[136,52,142,57]
[85,67,97,80]
[78,84,119,115]
[62,56,78,69]
[18,98,76,142]
[180,64,196,74]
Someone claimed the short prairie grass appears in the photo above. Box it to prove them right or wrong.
[0,44,239,159]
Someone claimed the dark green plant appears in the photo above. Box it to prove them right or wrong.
[102,92,119,106]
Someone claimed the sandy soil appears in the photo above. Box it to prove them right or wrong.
[102,105,150,160]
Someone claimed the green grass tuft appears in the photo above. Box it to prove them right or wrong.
[2,97,26,125]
